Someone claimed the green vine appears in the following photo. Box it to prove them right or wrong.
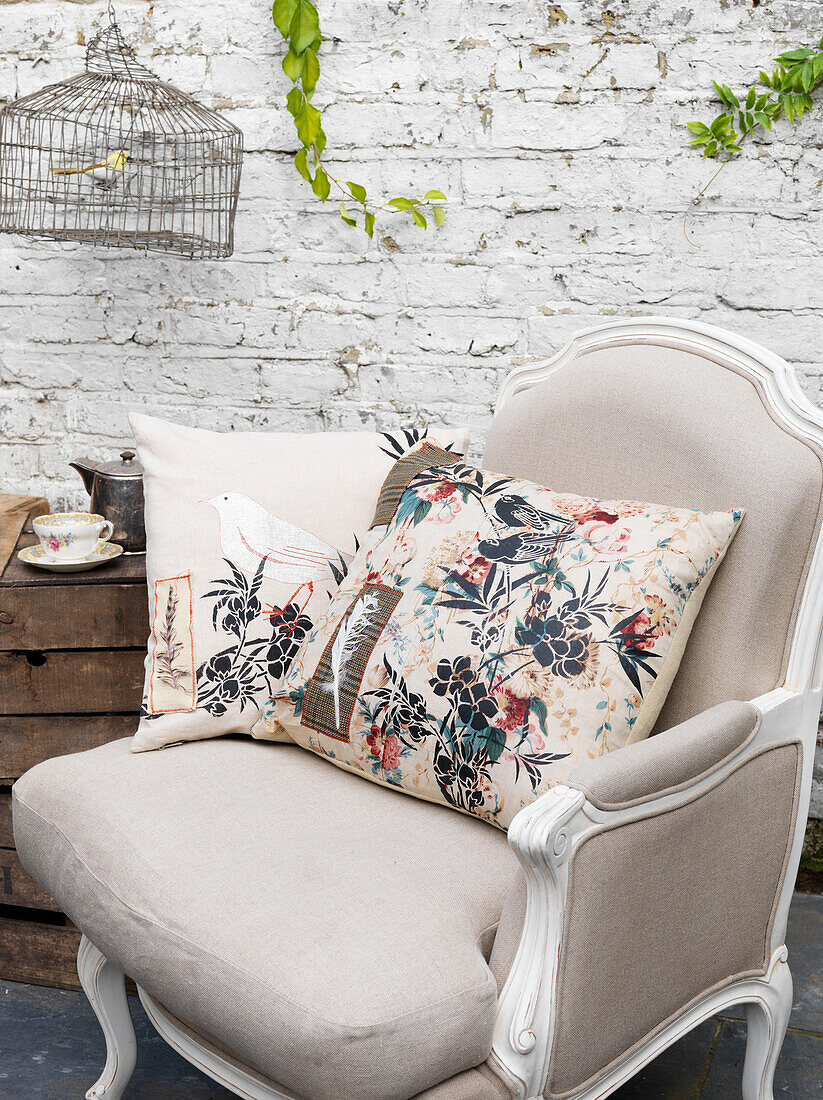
[271,0,446,238]
[685,36,823,237]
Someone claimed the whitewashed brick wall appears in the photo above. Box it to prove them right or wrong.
[0,0,821,814]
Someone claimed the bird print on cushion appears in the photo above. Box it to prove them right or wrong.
[477,492,578,564]
[205,492,345,584]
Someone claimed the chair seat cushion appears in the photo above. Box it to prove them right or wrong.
[12,738,517,1100]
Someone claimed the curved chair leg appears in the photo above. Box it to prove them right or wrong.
[77,934,138,1100]
[742,949,793,1100]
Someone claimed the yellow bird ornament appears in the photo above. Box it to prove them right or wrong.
[51,149,129,188]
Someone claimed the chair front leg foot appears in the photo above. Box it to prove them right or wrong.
[77,935,138,1100]
[742,949,792,1100]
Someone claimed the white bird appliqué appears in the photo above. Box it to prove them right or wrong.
[205,492,342,586]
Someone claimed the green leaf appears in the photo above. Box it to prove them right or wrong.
[775,48,815,63]
[301,48,320,94]
[346,180,367,202]
[703,141,718,158]
[294,146,312,181]
[709,114,730,137]
[272,0,298,38]
[295,100,321,146]
[311,164,330,200]
[282,47,303,83]
[746,87,756,109]
[339,201,357,227]
[411,208,427,228]
[289,0,320,54]
[423,189,446,201]
[687,121,711,136]
[754,110,772,130]
[286,86,304,117]
[364,210,375,238]
[388,196,418,210]
[760,70,772,87]
[314,127,327,157]
[433,205,446,227]
[715,82,739,108]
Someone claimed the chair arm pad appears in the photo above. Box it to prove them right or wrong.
[568,700,760,810]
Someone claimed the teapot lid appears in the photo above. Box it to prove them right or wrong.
[94,450,144,478]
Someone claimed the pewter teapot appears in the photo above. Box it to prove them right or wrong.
[70,451,146,553]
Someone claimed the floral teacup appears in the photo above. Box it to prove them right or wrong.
[32,512,114,562]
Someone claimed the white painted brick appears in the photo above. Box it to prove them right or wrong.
[490,100,625,150]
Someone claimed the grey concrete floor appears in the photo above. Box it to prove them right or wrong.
[0,893,820,1099]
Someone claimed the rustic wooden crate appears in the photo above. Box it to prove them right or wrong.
[0,529,148,989]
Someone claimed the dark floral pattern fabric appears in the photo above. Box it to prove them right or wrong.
[260,452,742,829]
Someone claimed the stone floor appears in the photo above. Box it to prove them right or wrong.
[0,893,820,1099]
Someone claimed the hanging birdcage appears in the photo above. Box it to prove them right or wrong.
[0,6,243,259]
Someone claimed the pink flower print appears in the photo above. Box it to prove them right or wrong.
[456,548,492,586]
[418,480,461,522]
[366,725,402,770]
[47,538,61,551]
[579,521,630,553]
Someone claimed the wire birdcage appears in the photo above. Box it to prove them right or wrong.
[0,5,243,259]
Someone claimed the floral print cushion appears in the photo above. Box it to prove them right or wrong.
[254,450,742,829]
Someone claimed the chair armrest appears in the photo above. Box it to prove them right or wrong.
[567,700,760,810]
[491,689,814,1100]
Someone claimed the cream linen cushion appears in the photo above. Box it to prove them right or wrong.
[131,417,468,752]
[257,446,742,828]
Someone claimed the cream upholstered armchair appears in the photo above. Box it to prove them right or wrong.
[12,317,823,1100]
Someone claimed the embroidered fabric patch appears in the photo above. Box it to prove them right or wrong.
[370,442,459,528]
[149,574,196,713]
[303,583,402,741]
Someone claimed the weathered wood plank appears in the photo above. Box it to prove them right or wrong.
[0,583,149,650]
[0,497,50,577]
[0,917,82,990]
[0,513,26,581]
[0,715,136,780]
[1,532,146,587]
[0,789,13,847]
[0,650,145,716]
[0,846,61,911]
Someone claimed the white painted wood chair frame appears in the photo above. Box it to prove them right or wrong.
[77,317,823,1100]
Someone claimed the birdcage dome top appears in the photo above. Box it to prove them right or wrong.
[3,23,241,141]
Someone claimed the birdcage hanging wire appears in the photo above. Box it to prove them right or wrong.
[0,2,242,258]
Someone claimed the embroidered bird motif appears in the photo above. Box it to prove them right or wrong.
[205,492,343,585]
[477,530,576,564]
[493,493,573,532]
[51,149,130,189]
[479,494,578,563]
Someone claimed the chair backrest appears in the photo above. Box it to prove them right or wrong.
[484,318,823,732]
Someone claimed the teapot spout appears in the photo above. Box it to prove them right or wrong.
[69,458,97,497]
